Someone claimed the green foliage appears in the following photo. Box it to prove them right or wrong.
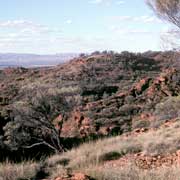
[3,90,69,152]
[55,158,70,166]
[99,151,121,161]
[132,120,151,130]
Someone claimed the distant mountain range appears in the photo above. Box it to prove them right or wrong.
[0,53,79,69]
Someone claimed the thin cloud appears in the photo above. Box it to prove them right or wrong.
[116,1,125,5]
[0,20,62,34]
[109,26,156,35]
[111,15,162,23]
[0,20,42,28]
[66,19,72,24]
[89,0,112,6]
[0,20,63,52]
[89,0,125,5]
[89,0,104,4]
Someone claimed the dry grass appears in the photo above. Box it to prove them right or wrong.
[140,119,180,155]
[84,164,180,180]
[1,120,180,180]
[45,137,142,178]
[46,120,180,179]
[0,161,38,180]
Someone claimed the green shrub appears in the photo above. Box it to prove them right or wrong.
[3,90,69,152]
[55,158,70,166]
[154,96,180,121]
[99,151,121,161]
[132,120,150,130]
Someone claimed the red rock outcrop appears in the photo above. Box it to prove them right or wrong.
[0,51,180,154]
[102,150,180,170]
[135,150,180,169]
[60,68,180,138]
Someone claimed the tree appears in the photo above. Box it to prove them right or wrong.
[91,51,101,56]
[146,0,180,28]
[3,90,69,153]
[146,0,180,50]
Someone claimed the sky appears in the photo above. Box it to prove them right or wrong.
[0,0,172,54]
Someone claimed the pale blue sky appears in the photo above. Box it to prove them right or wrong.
[0,0,171,54]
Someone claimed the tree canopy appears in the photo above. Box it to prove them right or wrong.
[146,0,180,50]
[146,0,180,28]
[3,90,69,153]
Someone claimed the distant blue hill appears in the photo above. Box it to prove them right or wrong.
[0,53,79,69]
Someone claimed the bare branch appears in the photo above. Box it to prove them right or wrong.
[22,141,58,152]
[146,0,180,50]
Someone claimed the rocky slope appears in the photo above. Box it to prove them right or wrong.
[61,68,180,138]
[0,51,179,159]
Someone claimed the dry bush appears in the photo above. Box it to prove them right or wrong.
[154,96,180,121]
[132,119,151,130]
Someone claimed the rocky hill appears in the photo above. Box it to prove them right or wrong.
[0,51,180,160]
